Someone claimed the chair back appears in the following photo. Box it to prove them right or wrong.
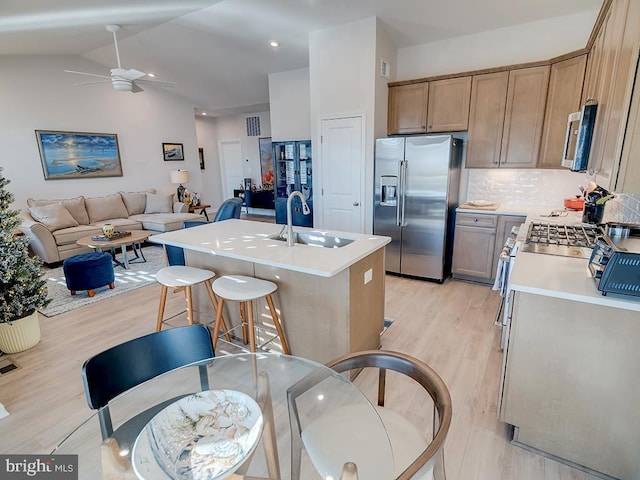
[325,350,452,480]
[165,221,209,266]
[82,325,214,437]
[213,197,243,222]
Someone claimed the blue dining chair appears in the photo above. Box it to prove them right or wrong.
[213,197,243,222]
[81,325,214,452]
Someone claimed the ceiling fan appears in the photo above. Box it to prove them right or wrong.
[64,25,174,93]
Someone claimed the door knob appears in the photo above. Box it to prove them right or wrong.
[353,202,360,206]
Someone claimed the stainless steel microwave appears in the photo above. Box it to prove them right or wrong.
[561,103,597,171]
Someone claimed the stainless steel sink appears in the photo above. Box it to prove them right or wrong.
[271,231,354,248]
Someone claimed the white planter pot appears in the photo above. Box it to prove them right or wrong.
[0,311,41,353]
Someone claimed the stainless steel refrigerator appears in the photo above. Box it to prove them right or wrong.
[374,135,461,281]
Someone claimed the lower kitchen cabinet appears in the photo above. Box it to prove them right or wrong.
[452,213,498,282]
[499,291,640,479]
[452,213,525,284]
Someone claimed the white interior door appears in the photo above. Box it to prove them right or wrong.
[219,140,242,200]
[319,116,364,232]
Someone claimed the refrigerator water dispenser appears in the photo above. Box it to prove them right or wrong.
[381,176,398,205]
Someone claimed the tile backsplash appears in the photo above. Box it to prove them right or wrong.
[464,168,640,223]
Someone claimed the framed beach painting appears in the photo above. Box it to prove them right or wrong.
[35,130,123,180]
[163,143,184,161]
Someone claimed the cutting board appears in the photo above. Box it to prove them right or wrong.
[459,202,500,211]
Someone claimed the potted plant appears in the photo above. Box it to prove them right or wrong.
[0,167,50,353]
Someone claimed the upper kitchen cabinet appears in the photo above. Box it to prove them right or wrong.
[427,77,472,132]
[388,83,429,135]
[466,72,509,168]
[538,55,587,169]
[500,66,550,168]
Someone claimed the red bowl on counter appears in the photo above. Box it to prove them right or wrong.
[564,197,585,211]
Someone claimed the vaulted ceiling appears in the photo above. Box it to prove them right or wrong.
[1,0,603,115]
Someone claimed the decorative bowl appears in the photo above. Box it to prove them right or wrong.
[132,390,264,480]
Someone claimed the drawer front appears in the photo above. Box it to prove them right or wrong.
[456,213,498,228]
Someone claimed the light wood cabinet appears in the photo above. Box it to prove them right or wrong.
[500,66,550,168]
[500,291,640,479]
[538,55,587,168]
[466,72,509,168]
[452,213,498,282]
[426,76,472,132]
[387,83,428,135]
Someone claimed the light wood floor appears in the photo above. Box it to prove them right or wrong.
[0,275,599,479]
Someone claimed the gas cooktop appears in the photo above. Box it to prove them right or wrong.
[520,222,604,258]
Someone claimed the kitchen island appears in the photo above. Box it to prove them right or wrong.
[149,219,391,363]
[498,211,640,480]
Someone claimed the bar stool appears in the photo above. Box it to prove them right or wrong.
[210,275,290,354]
[155,265,230,339]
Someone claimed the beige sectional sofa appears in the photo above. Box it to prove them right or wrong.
[20,190,205,264]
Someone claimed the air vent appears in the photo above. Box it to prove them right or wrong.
[246,116,261,136]
[0,356,18,376]
[381,59,390,79]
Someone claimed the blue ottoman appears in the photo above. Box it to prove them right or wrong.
[63,252,115,298]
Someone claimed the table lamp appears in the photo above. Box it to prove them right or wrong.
[170,169,189,202]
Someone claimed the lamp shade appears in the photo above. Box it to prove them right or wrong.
[170,170,189,184]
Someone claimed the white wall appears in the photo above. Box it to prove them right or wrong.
[309,17,378,232]
[0,55,203,208]
[397,10,599,81]
[195,116,224,208]
[374,19,397,139]
[212,111,271,190]
[268,68,311,141]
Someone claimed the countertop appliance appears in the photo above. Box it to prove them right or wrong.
[520,222,603,259]
[561,103,597,172]
[588,225,640,297]
[373,135,461,281]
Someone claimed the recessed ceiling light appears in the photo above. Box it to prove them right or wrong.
[147,73,156,78]
[202,112,207,116]
[269,41,279,48]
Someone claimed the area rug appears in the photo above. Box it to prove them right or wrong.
[39,245,166,317]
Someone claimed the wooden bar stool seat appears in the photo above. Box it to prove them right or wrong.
[210,275,290,354]
[155,265,230,339]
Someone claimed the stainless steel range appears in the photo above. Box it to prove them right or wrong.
[520,222,604,258]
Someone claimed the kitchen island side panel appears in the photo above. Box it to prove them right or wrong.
[186,249,384,364]
[500,291,640,479]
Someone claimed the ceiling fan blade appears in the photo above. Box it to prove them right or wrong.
[137,79,176,87]
[73,80,113,86]
[64,70,111,79]
[130,82,144,93]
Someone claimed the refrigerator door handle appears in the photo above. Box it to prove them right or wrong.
[396,160,403,226]
[400,160,408,226]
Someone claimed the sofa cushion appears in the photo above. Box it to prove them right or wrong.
[144,193,173,214]
[92,219,143,231]
[130,213,205,232]
[85,194,129,223]
[27,196,89,225]
[28,203,79,232]
[52,225,103,246]
[120,189,156,216]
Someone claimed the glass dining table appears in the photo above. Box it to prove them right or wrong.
[53,352,394,479]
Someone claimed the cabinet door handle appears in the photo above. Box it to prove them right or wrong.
[353,202,360,207]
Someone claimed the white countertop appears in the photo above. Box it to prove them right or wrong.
[507,210,640,312]
[149,219,391,277]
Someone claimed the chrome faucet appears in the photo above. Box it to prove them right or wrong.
[286,191,311,246]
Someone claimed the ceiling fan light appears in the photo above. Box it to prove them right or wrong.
[112,79,132,92]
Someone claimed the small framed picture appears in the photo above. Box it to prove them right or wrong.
[163,143,184,161]
[198,147,205,169]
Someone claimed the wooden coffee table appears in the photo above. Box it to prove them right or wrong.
[76,230,152,269]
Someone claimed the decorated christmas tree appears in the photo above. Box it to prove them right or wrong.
[0,167,49,323]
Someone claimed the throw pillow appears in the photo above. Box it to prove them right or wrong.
[144,193,173,214]
[119,189,156,216]
[84,194,129,223]
[27,196,89,225]
[28,203,79,232]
